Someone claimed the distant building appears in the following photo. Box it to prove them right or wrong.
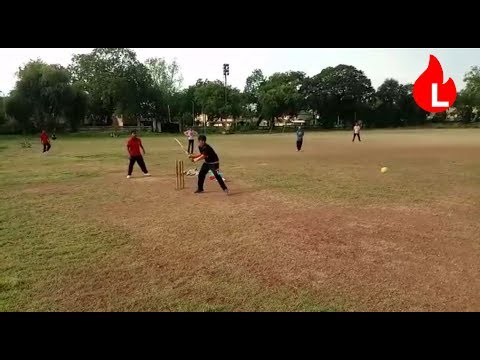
[194,114,236,127]
[261,111,312,127]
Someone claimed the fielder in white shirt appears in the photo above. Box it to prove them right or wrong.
[184,128,198,154]
[352,123,361,142]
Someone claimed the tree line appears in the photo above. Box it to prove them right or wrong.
[1,48,479,134]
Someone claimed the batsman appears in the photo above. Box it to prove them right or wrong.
[189,135,229,195]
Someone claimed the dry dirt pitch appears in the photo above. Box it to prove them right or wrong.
[1,129,479,312]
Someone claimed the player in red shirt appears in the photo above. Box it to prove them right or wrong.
[126,130,151,179]
[40,130,51,153]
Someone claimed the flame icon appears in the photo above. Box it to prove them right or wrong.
[413,55,457,113]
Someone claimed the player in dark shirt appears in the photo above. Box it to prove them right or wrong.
[189,135,229,195]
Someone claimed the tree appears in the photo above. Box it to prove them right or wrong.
[145,58,183,96]
[376,79,404,105]
[14,60,53,129]
[227,87,244,119]
[244,69,266,119]
[372,81,428,127]
[194,80,243,124]
[7,60,88,132]
[396,84,428,126]
[144,57,185,127]
[463,66,480,104]
[194,80,225,121]
[70,48,153,125]
[374,79,405,127]
[303,65,374,128]
[456,66,480,122]
[39,64,72,128]
[0,95,6,126]
[258,71,306,128]
[5,90,34,134]
[63,83,88,131]
[169,85,198,124]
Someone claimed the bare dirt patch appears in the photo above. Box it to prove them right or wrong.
[53,171,480,312]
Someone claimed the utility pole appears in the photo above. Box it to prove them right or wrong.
[223,64,229,105]
[223,64,229,128]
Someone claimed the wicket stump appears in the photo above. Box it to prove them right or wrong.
[175,160,185,190]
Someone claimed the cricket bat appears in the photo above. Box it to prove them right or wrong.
[174,138,189,156]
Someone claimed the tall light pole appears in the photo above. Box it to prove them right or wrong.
[223,64,229,125]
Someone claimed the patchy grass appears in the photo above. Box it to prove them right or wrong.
[1,129,479,312]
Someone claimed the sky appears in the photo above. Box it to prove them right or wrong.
[1,48,479,96]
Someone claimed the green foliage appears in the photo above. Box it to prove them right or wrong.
[462,66,480,106]
[303,65,374,128]
[3,49,480,133]
[373,79,405,127]
[244,69,266,118]
[396,84,428,126]
[258,71,306,127]
[6,90,34,134]
[193,80,244,123]
[63,83,88,131]
[168,85,197,122]
[0,96,6,126]
[145,57,183,96]
[70,48,154,125]
[194,80,225,121]
[456,66,480,123]
[6,60,88,133]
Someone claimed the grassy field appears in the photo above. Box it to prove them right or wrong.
[1,129,479,312]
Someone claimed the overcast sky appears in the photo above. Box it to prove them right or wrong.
[1,48,479,96]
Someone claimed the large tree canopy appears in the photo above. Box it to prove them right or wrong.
[194,80,244,123]
[455,66,480,123]
[303,65,375,128]
[0,94,7,126]
[258,71,306,127]
[3,47,479,134]
[145,57,183,96]
[69,48,155,125]
[244,69,266,118]
[6,60,88,132]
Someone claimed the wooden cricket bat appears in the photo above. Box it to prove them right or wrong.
[174,138,189,155]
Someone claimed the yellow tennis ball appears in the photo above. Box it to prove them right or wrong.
[381,167,388,173]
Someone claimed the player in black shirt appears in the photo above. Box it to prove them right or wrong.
[189,135,229,195]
